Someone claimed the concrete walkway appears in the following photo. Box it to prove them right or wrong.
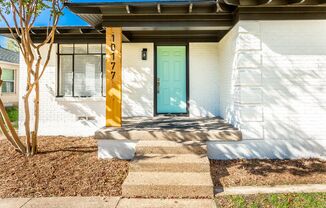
[0,197,216,208]
[2,184,325,208]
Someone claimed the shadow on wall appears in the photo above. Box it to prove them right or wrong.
[45,83,105,129]
[208,138,326,160]
[212,21,326,160]
[122,66,153,117]
[43,65,152,131]
[222,21,326,141]
[260,21,326,140]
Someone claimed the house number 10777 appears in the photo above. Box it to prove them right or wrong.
[111,34,116,80]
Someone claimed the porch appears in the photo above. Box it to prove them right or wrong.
[95,116,242,142]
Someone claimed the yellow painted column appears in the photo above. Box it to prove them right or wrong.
[106,27,122,127]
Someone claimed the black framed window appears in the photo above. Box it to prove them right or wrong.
[57,43,106,97]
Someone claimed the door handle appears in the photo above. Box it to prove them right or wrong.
[157,78,160,94]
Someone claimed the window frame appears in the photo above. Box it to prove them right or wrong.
[57,43,105,97]
[1,68,15,94]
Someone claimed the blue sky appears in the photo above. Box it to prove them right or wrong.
[0,6,88,47]
[0,1,90,48]
[0,0,185,28]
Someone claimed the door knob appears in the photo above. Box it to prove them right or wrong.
[157,78,160,93]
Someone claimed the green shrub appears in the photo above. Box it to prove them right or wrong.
[5,106,18,122]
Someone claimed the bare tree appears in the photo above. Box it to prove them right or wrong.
[0,0,64,155]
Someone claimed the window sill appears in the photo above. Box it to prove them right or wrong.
[55,97,105,102]
[1,92,16,95]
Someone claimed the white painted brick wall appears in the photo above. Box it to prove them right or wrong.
[122,43,154,117]
[189,43,219,117]
[19,44,106,136]
[218,24,241,128]
[17,20,326,159]
[213,20,326,159]
[18,44,154,136]
[18,42,220,136]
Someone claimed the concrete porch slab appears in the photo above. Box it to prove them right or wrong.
[95,117,241,142]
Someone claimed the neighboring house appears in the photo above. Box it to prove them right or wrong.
[0,0,326,159]
[0,46,19,106]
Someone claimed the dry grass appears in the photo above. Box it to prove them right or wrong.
[0,136,129,198]
[211,159,326,187]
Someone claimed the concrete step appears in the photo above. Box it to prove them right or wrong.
[136,140,207,155]
[122,172,214,198]
[130,154,210,172]
[95,129,242,142]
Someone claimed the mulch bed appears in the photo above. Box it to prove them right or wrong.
[0,137,129,198]
[1,136,325,198]
[211,159,326,187]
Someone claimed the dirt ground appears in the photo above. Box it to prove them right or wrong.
[0,137,129,198]
[211,159,326,187]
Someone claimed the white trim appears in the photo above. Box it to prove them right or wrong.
[55,97,105,102]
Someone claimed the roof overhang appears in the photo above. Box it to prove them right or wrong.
[1,0,326,43]
[64,0,235,42]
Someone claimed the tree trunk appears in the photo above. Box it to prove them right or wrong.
[0,67,26,153]
[0,99,26,153]
[0,114,19,150]
[31,81,39,155]
[23,64,33,155]
[0,0,63,156]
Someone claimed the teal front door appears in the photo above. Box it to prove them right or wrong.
[156,46,187,114]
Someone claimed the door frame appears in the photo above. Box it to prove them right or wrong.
[154,43,190,116]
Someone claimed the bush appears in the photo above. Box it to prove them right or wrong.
[5,106,18,122]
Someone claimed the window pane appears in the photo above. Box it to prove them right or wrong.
[102,54,106,96]
[59,44,73,54]
[1,81,14,93]
[59,55,73,96]
[74,44,87,54]
[2,69,14,81]
[74,55,101,97]
[88,44,101,53]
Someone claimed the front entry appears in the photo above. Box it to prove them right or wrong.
[156,46,187,114]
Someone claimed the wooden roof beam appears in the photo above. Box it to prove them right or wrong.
[223,0,312,6]
[288,0,306,4]
[223,0,239,6]
[157,4,161,14]
[30,29,36,35]
[216,2,222,12]
[239,0,272,6]
[56,28,61,34]
[122,32,131,42]
[125,5,131,14]
[96,29,105,34]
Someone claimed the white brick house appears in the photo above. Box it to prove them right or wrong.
[2,0,326,159]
